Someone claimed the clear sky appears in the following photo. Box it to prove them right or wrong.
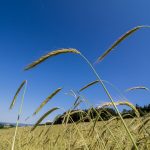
[0,0,150,124]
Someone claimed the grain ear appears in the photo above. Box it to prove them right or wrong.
[33,88,62,116]
[9,80,27,110]
[125,86,149,92]
[99,101,140,117]
[24,48,80,70]
[79,80,99,92]
[97,26,150,62]
[31,107,59,131]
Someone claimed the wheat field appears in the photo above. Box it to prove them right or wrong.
[0,117,150,150]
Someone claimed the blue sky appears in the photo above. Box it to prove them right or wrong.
[0,0,150,124]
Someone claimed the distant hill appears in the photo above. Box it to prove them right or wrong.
[0,122,32,128]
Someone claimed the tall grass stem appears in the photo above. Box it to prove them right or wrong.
[11,80,27,150]
[80,53,138,150]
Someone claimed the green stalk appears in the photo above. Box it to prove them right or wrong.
[11,80,27,150]
[80,53,138,150]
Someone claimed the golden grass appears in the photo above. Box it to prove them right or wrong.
[0,118,149,150]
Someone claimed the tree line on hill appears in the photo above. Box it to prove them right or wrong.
[49,104,150,125]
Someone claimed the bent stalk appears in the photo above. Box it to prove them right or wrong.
[80,53,138,150]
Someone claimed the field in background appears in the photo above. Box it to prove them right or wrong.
[0,117,149,150]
